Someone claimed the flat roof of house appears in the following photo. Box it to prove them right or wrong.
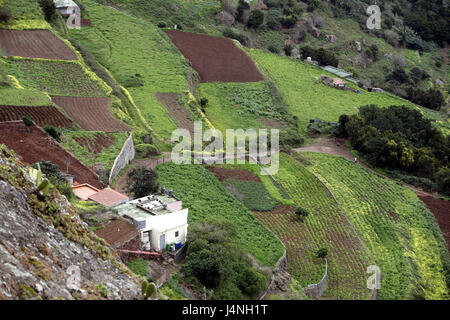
[322,65,353,78]
[72,183,100,201]
[53,0,78,8]
[88,188,129,207]
[95,219,139,248]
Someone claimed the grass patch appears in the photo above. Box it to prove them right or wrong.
[0,87,52,106]
[247,49,435,132]
[4,59,105,97]
[61,130,129,171]
[222,178,279,212]
[127,258,148,277]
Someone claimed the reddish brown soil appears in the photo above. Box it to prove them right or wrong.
[155,93,194,134]
[0,121,103,189]
[418,195,450,250]
[81,19,92,27]
[51,96,129,132]
[0,30,77,60]
[73,133,115,154]
[164,30,264,83]
[205,166,262,182]
[0,105,73,128]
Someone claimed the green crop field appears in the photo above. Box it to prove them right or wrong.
[305,152,450,300]
[0,87,53,106]
[155,162,284,267]
[61,131,129,171]
[70,0,192,142]
[247,49,430,131]
[91,0,222,35]
[198,81,284,133]
[264,153,373,299]
[5,59,106,97]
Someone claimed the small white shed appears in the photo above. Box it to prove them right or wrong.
[53,0,79,17]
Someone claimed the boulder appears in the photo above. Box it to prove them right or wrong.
[326,34,337,43]
[215,11,235,27]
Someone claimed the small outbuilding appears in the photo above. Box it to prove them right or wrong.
[95,219,140,249]
[53,0,79,17]
[72,183,100,201]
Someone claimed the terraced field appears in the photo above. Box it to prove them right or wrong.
[5,59,105,97]
[69,0,192,143]
[0,88,53,106]
[0,105,73,128]
[0,30,77,60]
[51,96,129,132]
[267,154,372,299]
[305,152,450,300]
[165,30,264,83]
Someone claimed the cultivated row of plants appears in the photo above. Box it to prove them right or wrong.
[306,152,450,300]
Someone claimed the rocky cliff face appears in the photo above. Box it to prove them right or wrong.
[0,146,141,300]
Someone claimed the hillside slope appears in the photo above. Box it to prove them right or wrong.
[0,145,141,300]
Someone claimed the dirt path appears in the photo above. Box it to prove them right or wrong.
[294,136,435,196]
[442,45,449,68]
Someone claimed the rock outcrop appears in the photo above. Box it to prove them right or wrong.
[0,146,141,300]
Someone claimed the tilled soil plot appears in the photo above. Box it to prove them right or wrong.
[0,121,103,189]
[205,166,262,182]
[164,30,264,83]
[0,29,77,60]
[52,96,130,132]
[0,105,73,128]
[418,195,450,250]
[73,133,115,154]
[155,93,194,134]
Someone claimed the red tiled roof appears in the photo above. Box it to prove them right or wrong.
[88,188,128,207]
[333,78,346,85]
[95,220,139,248]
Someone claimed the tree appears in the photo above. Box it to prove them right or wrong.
[435,167,450,196]
[126,167,159,198]
[0,6,12,24]
[294,206,309,222]
[315,248,328,259]
[39,0,57,22]
[247,10,264,28]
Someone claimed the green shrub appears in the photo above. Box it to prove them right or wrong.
[157,21,166,28]
[294,206,310,221]
[0,6,12,24]
[222,28,247,44]
[247,10,264,28]
[39,0,56,22]
[94,283,109,298]
[127,167,159,198]
[43,125,61,143]
[22,115,33,127]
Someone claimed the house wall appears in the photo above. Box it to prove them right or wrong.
[167,200,182,212]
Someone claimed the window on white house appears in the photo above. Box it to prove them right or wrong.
[175,231,179,237]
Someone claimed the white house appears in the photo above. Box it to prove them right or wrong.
[115,193,188,252]
[53,0,79,17]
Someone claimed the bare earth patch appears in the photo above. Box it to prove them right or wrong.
[164,30,264,83]
[0,105,73,128]
[155,93,194,134]
[0,30,77,60]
